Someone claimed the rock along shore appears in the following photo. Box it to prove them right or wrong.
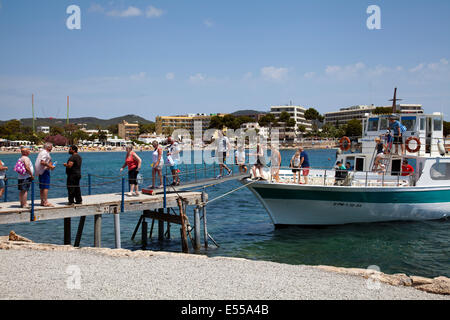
[0,234,448,300]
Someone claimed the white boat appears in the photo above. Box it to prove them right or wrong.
[244,94,450,226]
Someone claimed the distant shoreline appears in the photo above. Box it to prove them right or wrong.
[0,145,338,155]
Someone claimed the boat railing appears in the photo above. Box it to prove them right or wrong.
[269,166,415,188]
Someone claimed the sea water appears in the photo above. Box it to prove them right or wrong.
[0,149,448,278]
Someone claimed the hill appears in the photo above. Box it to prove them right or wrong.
[231,109,267,117]
[0,114,153,129]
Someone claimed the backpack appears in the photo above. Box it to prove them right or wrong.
[14,159,27,176]
[400,124,407,133]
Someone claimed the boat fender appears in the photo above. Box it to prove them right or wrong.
[405,136,421,153]
[438,140,446,156]
[339,136,351,152]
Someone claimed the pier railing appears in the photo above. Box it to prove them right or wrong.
[1,162,245,222]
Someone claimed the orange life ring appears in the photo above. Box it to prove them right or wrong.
[406,136,421,153]
[339,136,351,151]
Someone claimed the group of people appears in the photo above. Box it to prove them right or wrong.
[0,143,82,209]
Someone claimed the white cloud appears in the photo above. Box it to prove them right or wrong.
[204,19,214,28]
[410,63,425,73]
[303,72,316,79]
[166,73,175,80]
[146,6,164,18]
[261,66,288,81]
[189,73,206,83]
[130,72,146,80]
[107,6,143,17]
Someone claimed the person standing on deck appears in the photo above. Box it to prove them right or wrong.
[298,146,310,184]
[270,146,281,182]
[120,145,142,196]
[17,147,34,208]
[216,130,232,179]
[0,159,8,208]
[64,145,83,205]
[35,142,56,207]
[150,140,164,189]
[234,145,247,174]
[167,136,181,186]
[401,159,415,177]
[389,117,405,155]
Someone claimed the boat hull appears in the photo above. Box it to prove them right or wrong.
[246,181,450,226]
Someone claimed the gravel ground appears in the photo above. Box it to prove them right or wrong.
[0,249,448,300]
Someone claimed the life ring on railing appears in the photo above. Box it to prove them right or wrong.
[405,136,421,153]
[339,136,351,151]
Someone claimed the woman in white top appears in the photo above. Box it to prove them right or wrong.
[151,141,164,189]
[290,150,301,184]
[234,146,247,173]
[270,147,281,182]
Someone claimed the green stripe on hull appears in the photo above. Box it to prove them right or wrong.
[253,187,450,204]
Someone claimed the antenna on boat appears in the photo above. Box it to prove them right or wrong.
[389,87,403,114]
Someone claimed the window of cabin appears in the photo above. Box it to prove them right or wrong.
[433,118,442,131]
[379,118,389,131]
[430,162,450,180]
[419,118,425,131]
[401,116,416,131]
[368,118,379,132]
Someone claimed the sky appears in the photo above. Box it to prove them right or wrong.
[0,0,449,121]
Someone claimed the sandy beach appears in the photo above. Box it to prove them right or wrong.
[0,237,448,300]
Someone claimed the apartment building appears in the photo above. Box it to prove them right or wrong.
[155,113,227,136]
[269,105,312,132]
[118,120,139,140]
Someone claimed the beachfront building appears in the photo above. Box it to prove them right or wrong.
[269,105,313,133]
[118,120,139,141]
[240,122,269,139]
[138,133,165,144]
[324,104,424,126]
[324,105,376,126]
[155,113,228,136]
[37,126,50,134]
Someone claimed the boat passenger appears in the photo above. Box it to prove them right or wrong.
[251,144,266,180]
[298,147,310,184]
[270,146,281,182]
[384,129,393,154]
[345,162,353,171]
[167,136,181,186]
[389,117,405,155]
[216,131,232,179]
[373,137,386,172]
[234,145,247,174]
[401,159,414,177]
[290,150,301,184]
[334,161,347,186]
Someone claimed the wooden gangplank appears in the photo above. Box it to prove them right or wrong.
[0,192,203,225]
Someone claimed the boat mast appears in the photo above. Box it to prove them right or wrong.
[389,87,402,114]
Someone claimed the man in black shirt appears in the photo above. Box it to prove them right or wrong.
[64,145,82,204]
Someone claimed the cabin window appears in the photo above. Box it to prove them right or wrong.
[430,163,450,180]
[401,116,416,131]
[379,118,389,131]
[368,118,379,132]
[419,118,425,131]
[433,118,442,131]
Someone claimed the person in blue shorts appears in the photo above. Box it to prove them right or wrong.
[389,117,405,155]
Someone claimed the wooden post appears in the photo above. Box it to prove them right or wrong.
[131,215,143,241]
[94,214,102,248]
[194,206,201,251]
[202,190,208,249]
[74,216,86,247]
[64,218,71,245]
[166,208,171,239]
[158,208,164,241]
[142,218,148,248]
[178,198,189,253]
[114,210,121,249]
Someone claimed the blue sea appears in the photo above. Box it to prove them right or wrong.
[0,149,448,279]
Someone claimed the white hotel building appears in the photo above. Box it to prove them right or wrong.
[270,105,313,133]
